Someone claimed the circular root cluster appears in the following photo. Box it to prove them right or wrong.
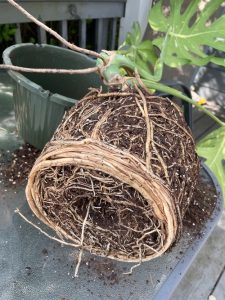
[26,87,199,262]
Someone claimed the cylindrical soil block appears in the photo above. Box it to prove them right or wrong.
[26,88,199,262]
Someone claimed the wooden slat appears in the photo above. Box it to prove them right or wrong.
[14,23,22,43]
[103,19,109,49]
[119,0,152,44]
[37,20,47,44]
[79,19,86,49]
[110,18,117,50]
[96,19,103,52]
[59,20,68,47]
[96,18,109,52]
[0,2,126,24]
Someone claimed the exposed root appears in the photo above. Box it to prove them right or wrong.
[74,202,91,277]
[26,87,199,262]
[123,247,142,275]
[74,249,84,278]
[135,84,153,173]
[15,208,78,248]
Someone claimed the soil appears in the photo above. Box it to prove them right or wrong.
[27,90,200,261]
[0,143,41,187]
[39,165,162,256]
[0,142,218,245]
[53,90,199,220]
[183,177,218,239]
[0,143,220,286]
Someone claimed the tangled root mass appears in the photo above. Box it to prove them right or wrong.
[26,87,199,262]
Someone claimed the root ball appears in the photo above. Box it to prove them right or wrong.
[26,87,199,262]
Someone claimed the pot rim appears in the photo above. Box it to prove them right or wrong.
[2,43,96,107]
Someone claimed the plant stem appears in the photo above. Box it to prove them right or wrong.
[7,0,101,59]
[0,64,99,75]
[3,2,224,128]
[100,53,225,127]
[142,79,225,127]
[99,53,159,83]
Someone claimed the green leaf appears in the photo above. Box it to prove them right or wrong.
[0,24,16,42]
[119,22,142,49]
[149,0,225,67]
[141,78,225,127]
[119,22,159,79]
[137,40,158,65]
[197,127,225,202]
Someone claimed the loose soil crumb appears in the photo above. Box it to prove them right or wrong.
[0,143,41,187]
[81,257,120,286]
[183,176,218,239]
[42,248,48,256]
[25,266,32,276]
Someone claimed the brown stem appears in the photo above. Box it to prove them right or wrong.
[7,0,101,59]
[0,64,99,74]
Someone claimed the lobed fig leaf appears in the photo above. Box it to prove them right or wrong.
[197,127,225,201]
[149,0,225,67]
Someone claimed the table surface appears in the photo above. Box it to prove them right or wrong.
[0,72,223,300]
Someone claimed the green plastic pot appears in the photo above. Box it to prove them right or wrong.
[3,43,104,149]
